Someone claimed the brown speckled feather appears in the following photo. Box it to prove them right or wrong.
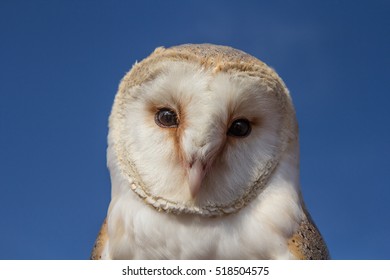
[288,209,330,260]
[90,219,108,260]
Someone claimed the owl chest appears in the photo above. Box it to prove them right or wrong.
[129,212,239,259]
[108,194,293,259]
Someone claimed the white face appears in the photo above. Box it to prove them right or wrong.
[117,61,284,209]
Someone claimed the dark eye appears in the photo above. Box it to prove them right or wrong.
[155,108,179,128]
[227,118,251,137]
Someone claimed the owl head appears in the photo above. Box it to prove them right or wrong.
[107,44,298,217]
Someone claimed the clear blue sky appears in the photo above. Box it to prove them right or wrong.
[0,0,389,259]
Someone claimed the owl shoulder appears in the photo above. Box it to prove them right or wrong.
[90,218,108,260]
[287,210,330,260]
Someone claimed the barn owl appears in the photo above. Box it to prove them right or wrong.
[91,44,329,260]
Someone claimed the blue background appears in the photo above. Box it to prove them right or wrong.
[1,0,389,259]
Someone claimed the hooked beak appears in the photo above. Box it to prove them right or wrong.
[187,160,207,198]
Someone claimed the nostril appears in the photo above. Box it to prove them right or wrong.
[188,157,207,171]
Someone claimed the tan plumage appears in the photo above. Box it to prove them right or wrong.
[288,209,329,259]
[91,44,329,259]
[90,218,107,260]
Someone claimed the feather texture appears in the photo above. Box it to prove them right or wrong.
[91,44,329,259]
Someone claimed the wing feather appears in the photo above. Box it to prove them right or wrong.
[90,218,108,260]
[288,209,330,260]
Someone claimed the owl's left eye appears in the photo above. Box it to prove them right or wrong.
[155,108,179,128]
[227,118,251,137]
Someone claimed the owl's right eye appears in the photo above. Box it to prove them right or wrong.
[155,108,179,128]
